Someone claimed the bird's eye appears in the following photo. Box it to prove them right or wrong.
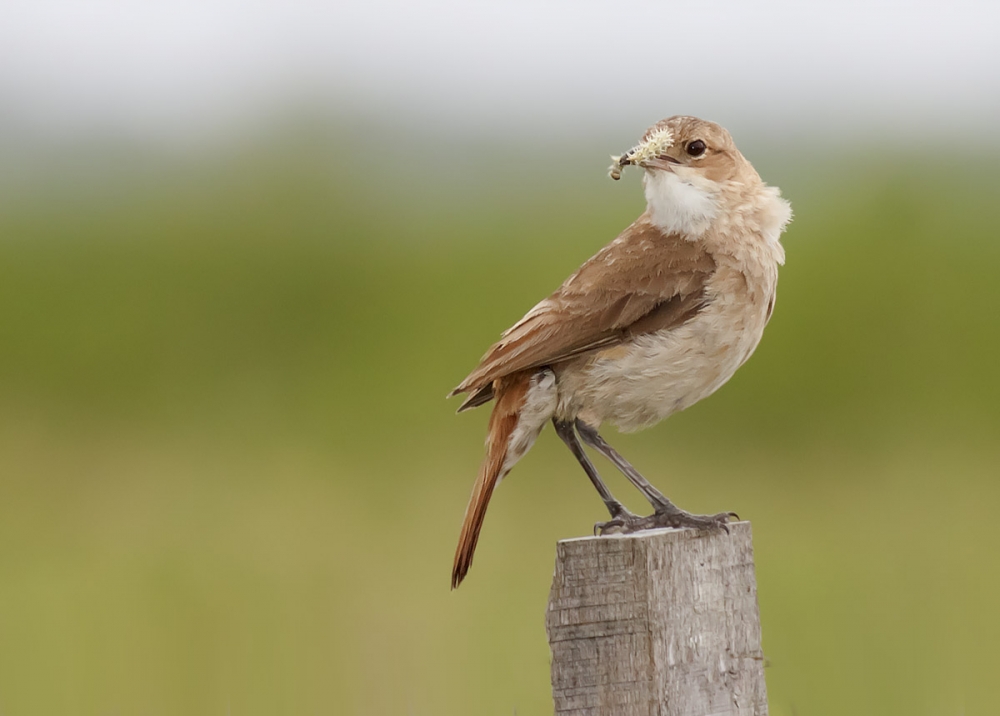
[686,140,707,157]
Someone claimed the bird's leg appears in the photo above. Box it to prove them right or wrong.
[574,419,735,534]
[574,420,672,510]
[552,419,636,529]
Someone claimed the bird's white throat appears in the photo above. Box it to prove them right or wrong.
[643,170,720,237]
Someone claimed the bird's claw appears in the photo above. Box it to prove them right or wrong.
[595,509,737,536]
[593,504,639,535]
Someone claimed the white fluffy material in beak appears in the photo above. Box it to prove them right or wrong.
[608,127,674,181]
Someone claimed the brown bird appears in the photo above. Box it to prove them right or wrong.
[449,116,792,588]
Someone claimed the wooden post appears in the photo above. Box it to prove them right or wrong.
[546,522,767,716]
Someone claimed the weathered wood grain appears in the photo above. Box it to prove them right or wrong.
[546,522,767,716]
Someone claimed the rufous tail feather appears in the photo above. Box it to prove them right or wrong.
[451,374,530,589]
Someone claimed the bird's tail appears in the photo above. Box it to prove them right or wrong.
[451,372,538,589]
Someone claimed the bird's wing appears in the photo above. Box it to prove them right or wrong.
[450,214,716,408]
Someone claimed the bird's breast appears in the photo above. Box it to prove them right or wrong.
[555,264,776,432]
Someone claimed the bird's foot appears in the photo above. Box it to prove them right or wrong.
[596,507,737,536]
[592,503,639,536]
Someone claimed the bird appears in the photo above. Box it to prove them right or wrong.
[448,116,792,589]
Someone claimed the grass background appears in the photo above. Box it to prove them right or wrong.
[0,122,997,714]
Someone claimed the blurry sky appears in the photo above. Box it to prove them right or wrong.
[2,0,999,148]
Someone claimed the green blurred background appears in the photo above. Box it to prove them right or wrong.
[2,2,1000,714]
[2,120,998,715]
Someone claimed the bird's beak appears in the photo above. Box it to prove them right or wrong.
[642,155,681,171]
[623,150,680,169]
[609,150,679,180]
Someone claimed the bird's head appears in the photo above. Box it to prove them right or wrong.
[610,116,767,237]
[609,116,754,185]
